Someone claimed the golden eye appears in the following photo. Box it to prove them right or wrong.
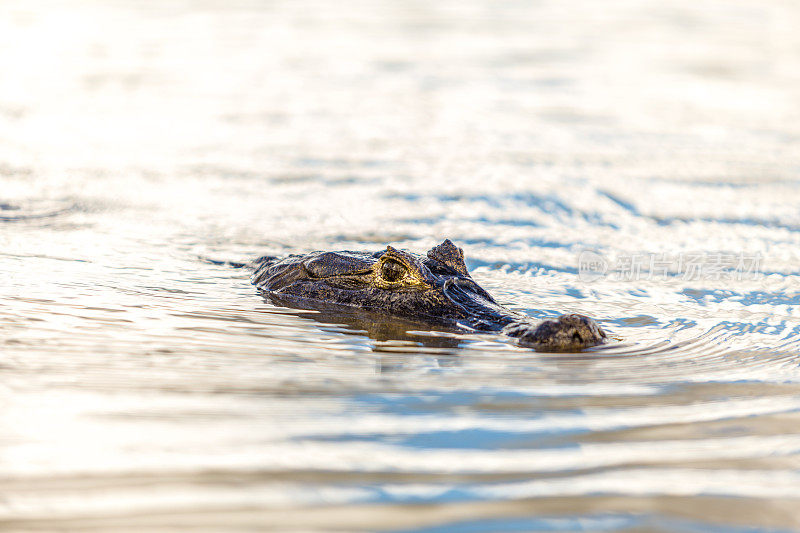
[380,259,406,283]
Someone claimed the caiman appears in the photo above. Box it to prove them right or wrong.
[250,239,606,352]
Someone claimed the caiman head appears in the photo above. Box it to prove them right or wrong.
[251,239,606,351]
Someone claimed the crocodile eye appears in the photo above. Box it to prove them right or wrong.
[380,259,406,283]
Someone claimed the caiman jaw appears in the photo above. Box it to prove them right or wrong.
[440,277,518,331]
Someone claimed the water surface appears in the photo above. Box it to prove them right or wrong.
[2,1,800,531]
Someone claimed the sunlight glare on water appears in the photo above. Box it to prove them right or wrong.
[2,0,800,531]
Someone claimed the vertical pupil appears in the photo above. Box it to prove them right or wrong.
[382,260,405,282]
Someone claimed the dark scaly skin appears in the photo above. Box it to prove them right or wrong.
[251,239,606,352]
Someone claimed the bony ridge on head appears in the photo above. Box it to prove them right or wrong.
[427,238,470,277]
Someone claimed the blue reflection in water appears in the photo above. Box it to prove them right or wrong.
[386,515,799,533]
[386,514,638,533]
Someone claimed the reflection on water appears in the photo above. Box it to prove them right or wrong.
[265,294,468,355]
[2,0,800,531]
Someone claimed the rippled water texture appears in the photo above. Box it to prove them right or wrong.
[2,1,800,531]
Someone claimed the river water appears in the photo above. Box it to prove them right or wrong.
[2,1,800,531]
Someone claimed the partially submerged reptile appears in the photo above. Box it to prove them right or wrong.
[250,239,606,352]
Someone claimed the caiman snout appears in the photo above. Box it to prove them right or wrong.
[503,314,606,352]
